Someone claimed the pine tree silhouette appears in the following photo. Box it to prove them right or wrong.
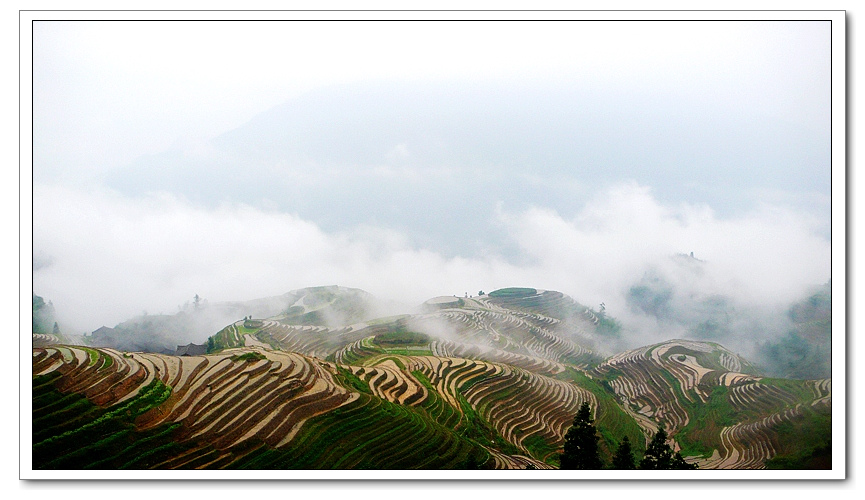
[560,402,603,469]
[612,435,636,469]
[638,426,697,470]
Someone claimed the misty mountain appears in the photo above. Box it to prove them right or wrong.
[102,79,827,260]
[624,254,831,378]
[38,278,831,379]
[83,291,300,354]
[756,282,831,379]
[84,286,403,354]
[274,285,404,327]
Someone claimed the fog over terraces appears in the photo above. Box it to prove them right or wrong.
[32,20,832,381]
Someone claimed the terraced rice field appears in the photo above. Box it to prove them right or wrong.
[591,340,832,469]
[32,287,832,470]
[32,345,573,469]
[32,333,63,346]
[408,296,600,368]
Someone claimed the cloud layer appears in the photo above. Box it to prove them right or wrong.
[33,181,830,355]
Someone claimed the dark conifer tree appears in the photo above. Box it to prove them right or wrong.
[560,402,603,469]
[638,426,697,470]
[611,435,636,469]
[639,426,673,469]
[670,451,697,470]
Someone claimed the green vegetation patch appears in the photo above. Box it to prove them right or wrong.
[764,404,832,469]
[373,330,430,347]
[766,442,832,470]
[522,433,560,464]
[366,314,411,326]
[236,324,260,336]
[760,377,825,402]
[230,351,267,363]
[454,389,521,457]
[410,370,461,429]
[79,347,100,366]
[595,314,622,338]
[32,377,182,469]
[650,368,722,457]
[489,287,537,298]
[674,384,738,457]
[333,366,372,395]
[603,367,626,381]
[285,305,305,316]
[207,323,245,353]
[380,348,432,357]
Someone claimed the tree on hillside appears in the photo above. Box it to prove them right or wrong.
[671,451,697,469]
[611,435,636,469]
[638,426,698,470]
[560,402,603,469]
[33,294,57,334]
[462,452,491,470]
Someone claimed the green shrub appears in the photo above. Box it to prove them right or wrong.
[334,366,372,395]
[230,352,267,362]
[373,330,430,346]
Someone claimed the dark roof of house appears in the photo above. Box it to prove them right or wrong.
[175,343,207,356]
[91,326,115,336]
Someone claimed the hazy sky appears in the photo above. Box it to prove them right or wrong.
[30,18,833,335]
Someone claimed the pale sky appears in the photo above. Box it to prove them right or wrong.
[30,16,834,340]
[34,20,829,182]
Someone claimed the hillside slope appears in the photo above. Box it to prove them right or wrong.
[31,287,832,470]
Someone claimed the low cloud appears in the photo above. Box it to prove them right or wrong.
[498,182,830,358]
[33,181,830,363]
[33,183,520,331]
[503,182,829,311]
